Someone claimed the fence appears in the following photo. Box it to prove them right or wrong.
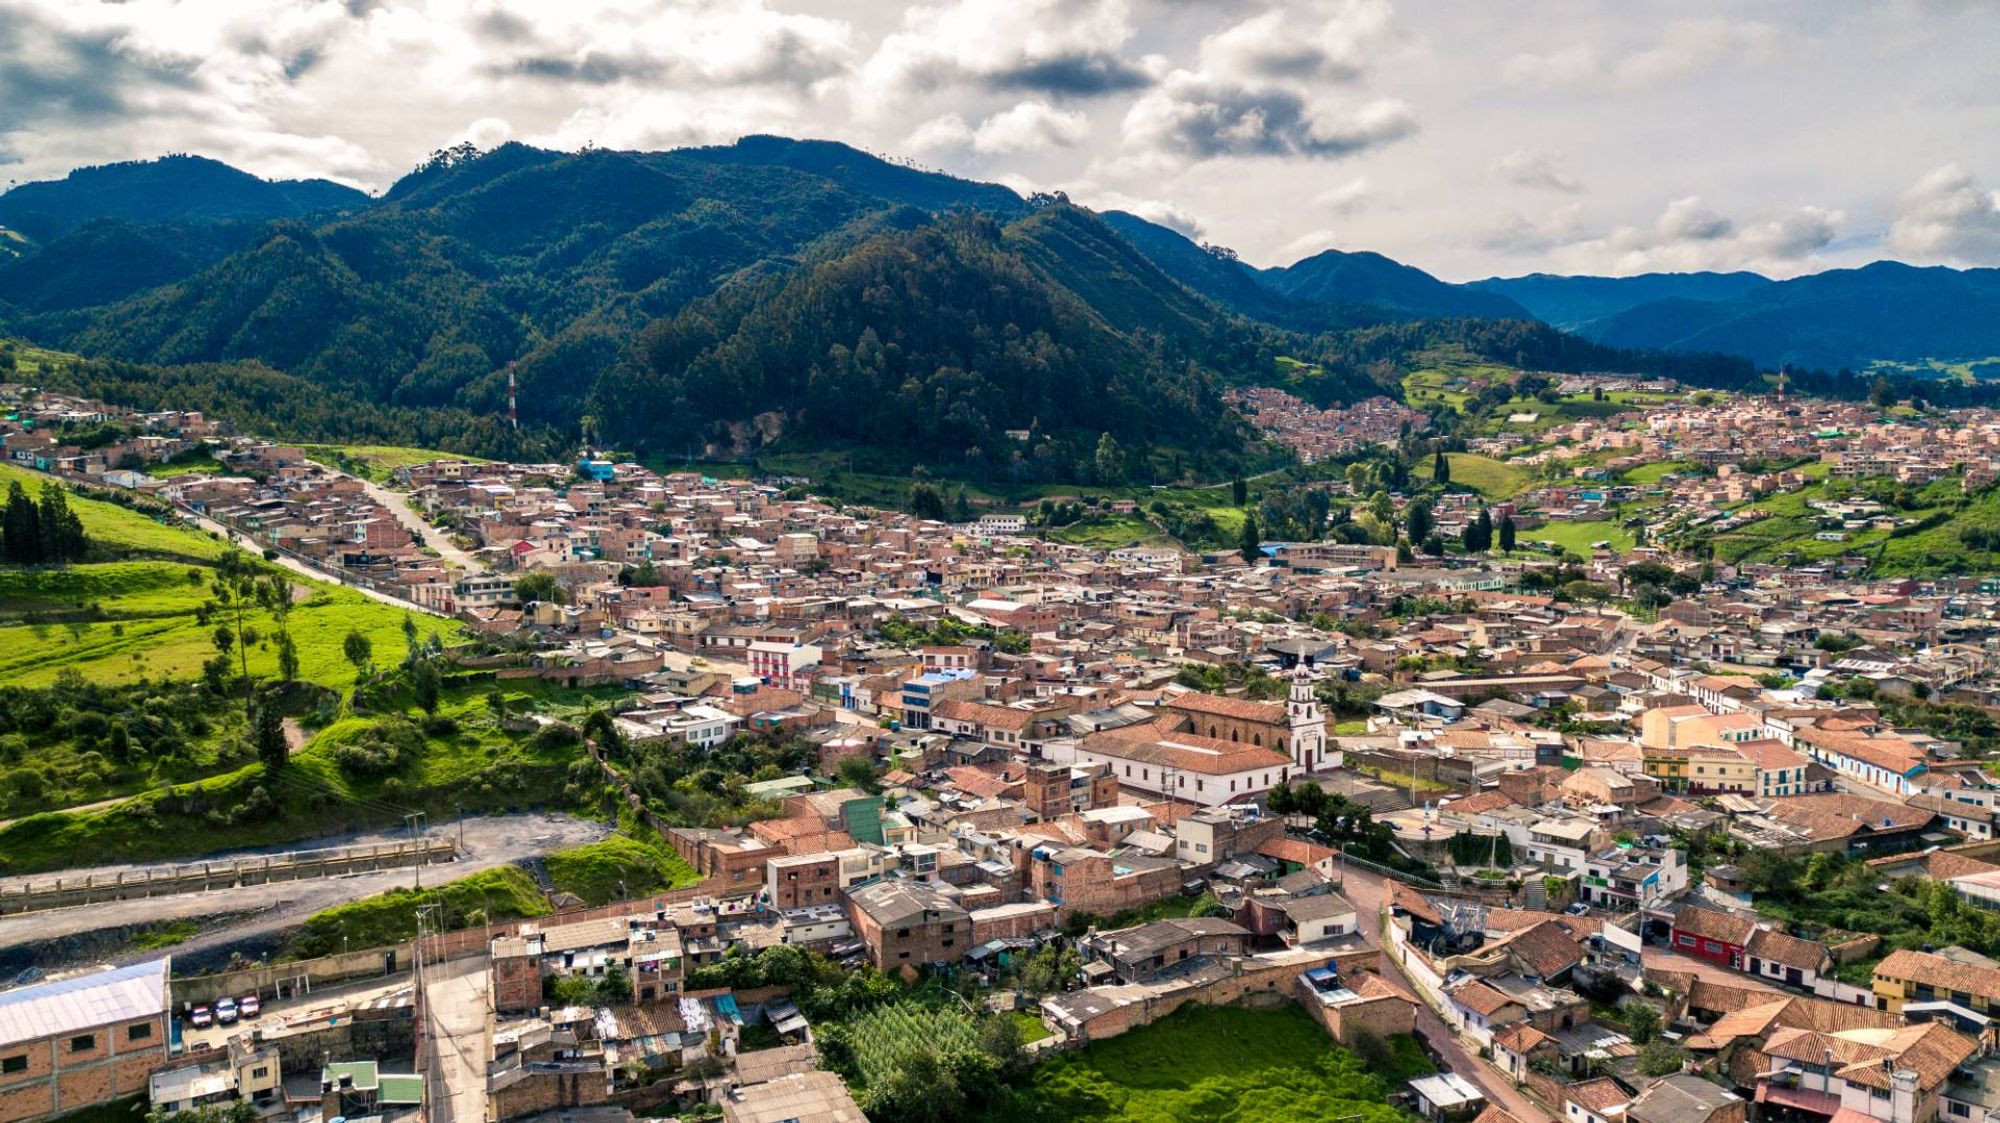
[0,838,458,915]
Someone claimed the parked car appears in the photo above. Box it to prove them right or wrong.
[239,994,261,1018]
[215,997,239,1025]
[1565,902,1591,916]
[189,1005,213,1029]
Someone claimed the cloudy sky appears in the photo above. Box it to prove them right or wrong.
[4,0,1998,281]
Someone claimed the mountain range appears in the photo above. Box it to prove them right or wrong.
[1,139,1996,467]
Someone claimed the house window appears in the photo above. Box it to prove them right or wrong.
[69,1034,95,1053]
[252,1067,269,1079]
[127,1023,153,1042]
[1677,934,1695,947]
[1,1055,25,1074]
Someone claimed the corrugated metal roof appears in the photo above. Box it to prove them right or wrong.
[0,958,169,1048]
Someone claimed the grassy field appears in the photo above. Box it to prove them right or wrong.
[1703,475,2000,574]
[1522,517,1636,554]
[1620,460,1698,485]
[1421,453,1530,500]
[0,463,226,563]
[1042,514,1166,549]
[288,865,550,957]
[0,565,448,688]
[1011,1008,1054,1044]
[1018,1004,1407,1123]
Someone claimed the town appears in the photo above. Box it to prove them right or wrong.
[4,369,2000,1123]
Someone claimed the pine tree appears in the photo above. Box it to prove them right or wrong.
[3,481,41,564]
[1239,511,1261,563]
[1499,514,1518,553]
[1433,449,1451,486]
[1406,500,1433,545]
[1230,476,1247,507]
[254,703,288,772]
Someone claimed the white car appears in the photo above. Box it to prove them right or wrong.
[215,997,239,1025]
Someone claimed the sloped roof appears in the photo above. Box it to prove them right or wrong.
[0,958,168,1048]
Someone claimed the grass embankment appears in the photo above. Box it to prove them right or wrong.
[0,463,225,563]
[1706,475,2000,574]
[1019,1004,1411,1123]
[0,683,602,873]
[542,833,701,905]
[289,866,551,957]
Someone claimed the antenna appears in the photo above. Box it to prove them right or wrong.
[508,363,518,431]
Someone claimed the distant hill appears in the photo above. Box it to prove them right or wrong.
[0,154,368,243]
[1258,248,1530,321]
[1580,261,2000,371]
[1465,271,1774,329]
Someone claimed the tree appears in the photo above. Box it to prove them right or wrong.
[2,481,41,565]
[907,480,947,521]
[1624,1000,1662,1045]
[1406,499,1433,545]
[254,703,288,771]
[275,632,300,681]
[1093,431,1126,485]
[1639,1039,1686,1077]
[342,629,373,681]
[838,756,880,792]
[1239,511,1261,563]
[401,614,420,663]
[34,486,87,564]
[1231,476,1248,507]
[1421,532,1444,556]
[1499,513,1517,553]
[1870,376,1897,409]
[411,660,441,715]
[487,689,509,723]
[1433,448,1451,486]
[513,571,564,605]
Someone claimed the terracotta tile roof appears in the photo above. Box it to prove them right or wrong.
[1499,920,1587,979]
[1745,927,1830,972]
[1161,690,1286,724]
[1672,904,1756,946]
[1761,792,1934,841]
[1472,1108,1527,1123]
[1255,838,1334,866]
[1492,1023,1555,1054]
[1565,1077,1633,1115]
[931,699,1036,731]
[1080,723,1293,775]
[1874,947,2000,1000]
[1448,790,1521,815]
[1449,979,1519,1018]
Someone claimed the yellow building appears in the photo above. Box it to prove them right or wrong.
[1872,947,2000,1017]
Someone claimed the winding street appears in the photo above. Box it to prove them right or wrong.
[1336,858,1559,1123]
[331,466,487,574]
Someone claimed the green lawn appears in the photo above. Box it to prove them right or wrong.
[1042,514,1165,549]
[1620,460,1698,485]
[1523,517,1635,554]
[1017,1004,1406,1123]
[0,463,226,563]
[1422,453,1529,500]
[1011,1008,1054,1044]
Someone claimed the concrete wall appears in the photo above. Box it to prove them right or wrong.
[2,840,457,916]
[173,947,408,1007]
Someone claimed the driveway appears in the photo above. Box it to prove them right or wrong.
[334,469,487,574]
[424,955,494,1123]
[1337,860,1558,1123]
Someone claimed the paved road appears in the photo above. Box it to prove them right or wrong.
[0,813,609,960]
[179,507,450,618]
[1337,860,1558,1123]
[425,955,494,1123]
[335,468,486,574]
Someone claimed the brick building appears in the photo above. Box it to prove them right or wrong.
[0,960,170,1123]
[1027,846,1182,919]
[1020,761,1119,822]
[844,880,971,970]
[766,852,842,910]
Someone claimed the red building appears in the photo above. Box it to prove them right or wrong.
[1668,904,1753,970]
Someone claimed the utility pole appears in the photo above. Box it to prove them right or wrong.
[405,812,428,890]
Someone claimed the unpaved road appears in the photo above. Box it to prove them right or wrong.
[0,812,608,961]
[335,469,487,575]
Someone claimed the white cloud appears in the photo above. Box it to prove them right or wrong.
[1888,164,2000,264]
[1477,203,1587,254]
[1539,195,1842,275]
[904,112,973,152]
[857,0,1147,115]
[1315,176,1371,213]
[1198,1,1396,83]
[457,116,514,150]
[1503,18,1777,91]
[1491,146,1581,193]
[1123,71,1416,161]
[972,100,1089,154]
